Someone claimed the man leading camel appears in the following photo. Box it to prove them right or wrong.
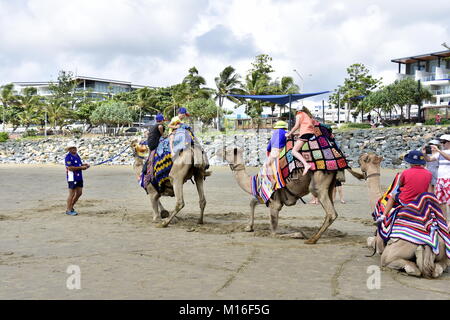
[65,141,90,216]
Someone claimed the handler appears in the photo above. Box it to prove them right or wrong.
[65,141,90,216]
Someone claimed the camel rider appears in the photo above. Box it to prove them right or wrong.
[379,150,432,222]
[141,113,166,176]
[168,107,190,157]
[266,121,288,167]
[147,113,166,151]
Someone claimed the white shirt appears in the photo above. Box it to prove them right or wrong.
[432,150,450,179]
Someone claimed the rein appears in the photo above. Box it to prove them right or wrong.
[364,172,381,180]
[93,145,132,166]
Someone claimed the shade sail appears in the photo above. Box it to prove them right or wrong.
[227,91,330,105]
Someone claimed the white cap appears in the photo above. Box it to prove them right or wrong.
[429,139,440,145]
[65,141,78,151]
[439,134,450,142]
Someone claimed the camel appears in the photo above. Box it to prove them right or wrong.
[359,152,449,278]
[217,147,364,244]
[130,138,210,228]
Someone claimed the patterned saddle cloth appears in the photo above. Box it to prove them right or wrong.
[372,173,450,258]
[251,122,349,204]
[140,126,195,193]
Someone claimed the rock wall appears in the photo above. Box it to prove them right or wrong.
[0,125,448,168]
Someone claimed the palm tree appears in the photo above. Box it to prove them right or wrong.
[270,76,300,116]
[214,66,245,129]
[182,67,213,100]
[16,87,42,129]
[133,87,160,126]
[0,83,15,131]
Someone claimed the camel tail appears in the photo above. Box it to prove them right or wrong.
[346,168,365,180]
[416,245,435,279]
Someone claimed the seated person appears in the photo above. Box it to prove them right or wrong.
[168,107,190,156]
[379,150,432,222]
[147,113,166,152]
[285,107,316,176]
[266,121,288,168]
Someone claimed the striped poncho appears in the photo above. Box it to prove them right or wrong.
[372,173,450,258]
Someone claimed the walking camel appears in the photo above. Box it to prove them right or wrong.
[131,139,210,228]
[360,152,449,278]
[218,147,364,244]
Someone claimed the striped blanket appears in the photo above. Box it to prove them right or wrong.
[140,126,195,193]
[372,173,450,258]
[251,122,349,204]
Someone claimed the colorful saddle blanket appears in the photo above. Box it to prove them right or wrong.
[372,173,450,258]
[140,126,195,193]
[251,122,349,204]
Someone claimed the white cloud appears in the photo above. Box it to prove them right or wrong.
[1,0,449,108]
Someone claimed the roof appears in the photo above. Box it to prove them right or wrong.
[12,76,155,88]
[391,49,450,64]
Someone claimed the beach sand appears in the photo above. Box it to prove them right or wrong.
[0,164,449,299]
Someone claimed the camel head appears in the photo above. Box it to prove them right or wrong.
[130,139,149,160]
[216,147,244,166]
[358,152,383,175]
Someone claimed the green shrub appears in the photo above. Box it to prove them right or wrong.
[0,132,8,142]
[24,129,37,137]
[345,123,371,129]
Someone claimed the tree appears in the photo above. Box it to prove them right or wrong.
[338,63,382,122]
[90,101,135,135]
[214,66,245,129]
[16,87,42,129]
[270,76,300,116]
[182,67,212,100]
[133,87,160,125]
[0,83,15,131]
[184,98,220,126]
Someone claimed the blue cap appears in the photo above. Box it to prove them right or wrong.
[404,150,426,165]
[155,114,164,122]
[178,107,190,116]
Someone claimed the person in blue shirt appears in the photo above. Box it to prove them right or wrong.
[266,121,288,167]
[65,141,90,216]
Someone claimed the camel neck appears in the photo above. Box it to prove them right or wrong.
[230,163,252,195]
[366,168,382,209]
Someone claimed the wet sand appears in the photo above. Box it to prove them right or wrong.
[0,164,449,299]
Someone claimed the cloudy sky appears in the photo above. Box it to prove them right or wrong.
[1,0,449,107]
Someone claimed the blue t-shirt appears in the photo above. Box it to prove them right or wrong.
[65,153,83,182]
[267,129,287,153]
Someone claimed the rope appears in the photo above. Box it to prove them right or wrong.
[93,145,131,166]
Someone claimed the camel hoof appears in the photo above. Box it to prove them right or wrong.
[244,225,254,232]
[160,210,170,219]
[304,238,317,245]
[197,219,204,225]
[433,265,444,278]
[404,264,421,277]
[367,236,375,248]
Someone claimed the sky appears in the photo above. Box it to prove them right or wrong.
[1,0,450,109]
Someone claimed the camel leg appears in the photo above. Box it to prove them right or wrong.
[158,200,169,219]
[268,200,282,236]
[146,187,162,222]
[384,259,422,276]
[245,198,259,232]
[381,240,421,276]
[194,174,206,224]
[305,172,337,244]
[160,177,185,227]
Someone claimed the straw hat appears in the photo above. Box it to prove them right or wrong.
[273,121,288,129]
[65,141,78,152]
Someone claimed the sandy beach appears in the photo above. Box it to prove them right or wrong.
[0,164,449,299]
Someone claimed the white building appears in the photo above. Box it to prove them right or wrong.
[391,49,450,119]
[12,75,151,100]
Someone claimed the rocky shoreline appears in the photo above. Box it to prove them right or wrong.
[0,125,448,168]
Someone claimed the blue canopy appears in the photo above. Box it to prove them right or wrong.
[227,91,330,105]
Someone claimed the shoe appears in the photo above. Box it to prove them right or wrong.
[65,210,78,216]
